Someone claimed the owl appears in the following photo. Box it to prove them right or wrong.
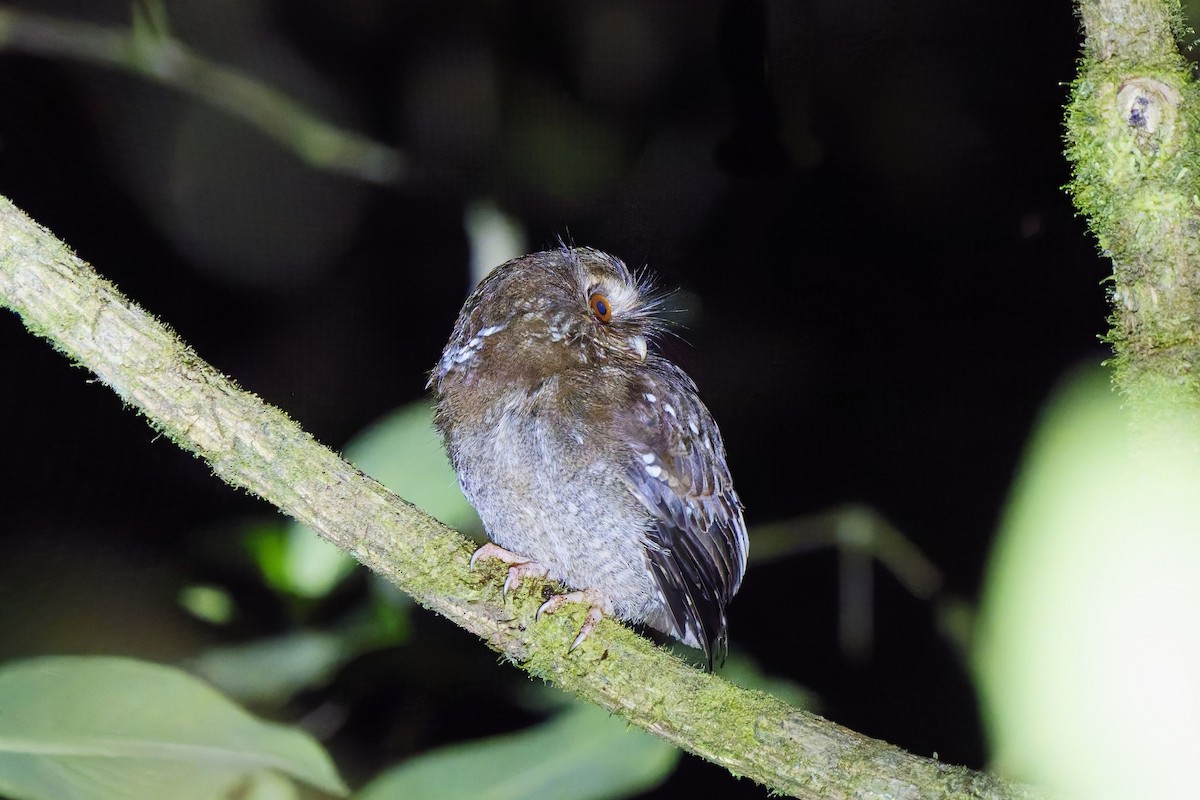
[429,245,747,669]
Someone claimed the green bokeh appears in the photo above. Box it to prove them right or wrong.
[976,369,1200,799]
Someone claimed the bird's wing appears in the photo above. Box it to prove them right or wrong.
[619,361,747,668]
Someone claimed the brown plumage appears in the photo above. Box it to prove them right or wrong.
[429,246,747,669]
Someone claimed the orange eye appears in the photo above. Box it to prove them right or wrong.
[589,292,613,323]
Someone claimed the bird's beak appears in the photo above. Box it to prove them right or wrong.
[630,335,648,361]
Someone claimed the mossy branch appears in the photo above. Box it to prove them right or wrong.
[0,197,1040,799]
[1066,0,1200,420]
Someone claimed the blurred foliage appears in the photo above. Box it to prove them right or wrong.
[0,0,1117,796]
[166,384,823,795]
[178,582,236,625]
[357,702,679,800]
[173,400,473,707]
[976,367,1200,798]
[336,400,480,536]
[185,630,365,707]
[0,656,347,800]
[264,399,478,602]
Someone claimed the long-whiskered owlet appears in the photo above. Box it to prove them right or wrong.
[429,245,747,669]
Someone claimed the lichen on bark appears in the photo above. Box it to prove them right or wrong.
[1067,0,1200,422]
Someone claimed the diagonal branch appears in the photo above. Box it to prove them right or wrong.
[0,4,404,185]
[0,197,1040,799]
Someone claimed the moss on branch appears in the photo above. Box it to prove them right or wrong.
[0,197,1039,799]
[1067,0,1200,420]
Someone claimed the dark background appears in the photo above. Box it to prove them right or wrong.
[0,0,1135,795]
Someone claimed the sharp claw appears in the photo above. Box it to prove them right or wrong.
[471,542,514,570]
[472,547,613,655]
[535,590,611,653]
[471,544,550,603]
[502,567,521,600]
[569,607,605,651]
[535,595,560,621]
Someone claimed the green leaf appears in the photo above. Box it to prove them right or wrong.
[340,400,479,534]
[183,631,352,705]
[356,702,679,800]
[976,368,1200,799]
[178,583,236,625]
[0,656,347,800]
[278,400,478,599]
[131,0,171,43]
[278,525,356,599]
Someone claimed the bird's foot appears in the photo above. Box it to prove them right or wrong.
[536,588,614,652]
[469,543,549,599]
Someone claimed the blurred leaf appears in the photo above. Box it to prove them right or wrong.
[356,702,679,800]
[184,631,353,705]
[130,0,170,45]
[247,519,355,601]
[244,521,295,595]
[237,769,299,800]
[185,579,409,704]
[976,368,1200,800]
[465,199,525,286]
[341,400,479,534]
[0,656,347,800]
[278,399,477,599]
[280,527,356,600]
[367,575,414,632]
[178,583,236,625]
